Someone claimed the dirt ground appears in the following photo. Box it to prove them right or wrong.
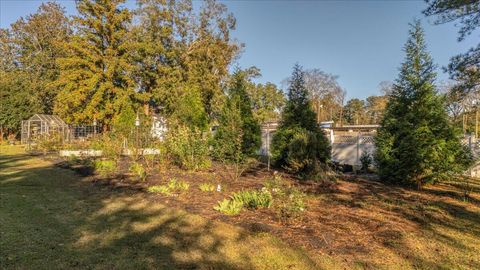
[56,156,480,269]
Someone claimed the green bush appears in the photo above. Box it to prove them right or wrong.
[360,151,372,173]
[165,125,211,171]
[94,159,116,177]
[231,190,272,209]
[129,162,147,181]
[271,126,330,178]
[213,198,243,215]
[199,183,215,192]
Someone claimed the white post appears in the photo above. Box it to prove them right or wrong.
[266,123,270,171]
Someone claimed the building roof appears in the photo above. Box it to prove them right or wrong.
[28,114,68,127]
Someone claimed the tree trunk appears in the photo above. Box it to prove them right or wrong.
[143,103,150,116]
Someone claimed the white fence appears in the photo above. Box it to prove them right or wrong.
[331,132,375,166]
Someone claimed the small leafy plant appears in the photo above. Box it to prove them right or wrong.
[176,180,190,191]
[94,159,116,177]
[213,198,243,215]
[129,162,147,181]
[199,183,215,192]
[262,173,284,192]
[147,185,171,195]
[360,151,372,173]
[274,186,307,221]
[231,190,272,209]
[147,178,190,196]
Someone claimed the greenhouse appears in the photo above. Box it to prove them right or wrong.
[20,114,69,144]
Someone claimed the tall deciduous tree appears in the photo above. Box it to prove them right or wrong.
[248,82,285,123]
[304,69,346,124]
[185,0,240,119]
[54,0,135,127]
[131,0,239,128]
[365,95,388,124]
[0,3,71,138]
[375,21,472,188]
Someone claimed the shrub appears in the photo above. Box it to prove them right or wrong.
[37,133,63,154]
[165,125,211,170]
[94,159,116,177]
[199,183,215,192]
[142,141,169,172]
[360,151,372,173]
[129,162,147,181]
[271,126,330,178]
[213,198,243,215]
[231,190,272,209]
[262,173,285,192]
[91,134,123,161]
[274,186,307,221]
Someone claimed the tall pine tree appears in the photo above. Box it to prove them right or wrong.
[375,21,472,188]
[54,0,135,127]
[272,64,331,177]
[282,64,318,130]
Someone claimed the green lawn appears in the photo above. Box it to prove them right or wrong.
[0,146,331,270]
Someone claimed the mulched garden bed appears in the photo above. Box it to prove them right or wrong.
[50,154,480,267]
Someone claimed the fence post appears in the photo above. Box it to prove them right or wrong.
[356,132,360,166]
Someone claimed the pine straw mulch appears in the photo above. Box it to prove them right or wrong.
[54,157,480,268]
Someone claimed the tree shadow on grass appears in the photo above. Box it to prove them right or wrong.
[338,177,480,269]
[0,154,281,270]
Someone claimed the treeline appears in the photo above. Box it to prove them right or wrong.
[0,0,286,137]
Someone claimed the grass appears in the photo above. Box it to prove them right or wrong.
[0,146,325,269]
[1,144,479,269]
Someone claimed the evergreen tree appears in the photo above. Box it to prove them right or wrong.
[212,90,258,181]
[131,0,191,115]
[282,64,318,130]
[272,64,331,177]
[212,97,244,163]
[375,21,473,188]
[54,0,135,127]
[228,69,261,157]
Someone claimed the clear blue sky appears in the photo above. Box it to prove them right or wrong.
[1,0,477,99]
